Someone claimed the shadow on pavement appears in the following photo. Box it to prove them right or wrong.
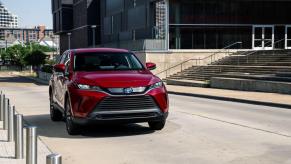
[24,114,155,139]
[0,75,46,86]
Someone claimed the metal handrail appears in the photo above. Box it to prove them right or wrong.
[155,41,242,77]
[234,38,285,65]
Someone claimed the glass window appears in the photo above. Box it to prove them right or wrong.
[169,26,252,49]
[169,0,291,25]
[74,52,144,71]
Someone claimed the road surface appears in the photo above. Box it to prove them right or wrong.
[1,73,291,164]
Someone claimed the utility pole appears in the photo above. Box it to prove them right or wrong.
[91,25,97,48]
[67,33,71,50]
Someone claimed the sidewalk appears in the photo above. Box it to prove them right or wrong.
[0,122,51,164]
[166,85,291,109]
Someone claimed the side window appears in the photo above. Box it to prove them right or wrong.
[64,52,71,74]
[60,52,68,64]
[65,59,70,74]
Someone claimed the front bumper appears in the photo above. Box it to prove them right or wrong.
[69,86,169,120]
[73,110,168,125]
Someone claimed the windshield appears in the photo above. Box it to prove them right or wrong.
[74,52,144,71]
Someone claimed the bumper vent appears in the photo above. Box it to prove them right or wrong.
[96,96,158,111]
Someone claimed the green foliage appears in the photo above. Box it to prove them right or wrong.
[0,50,9,60]
[29,42,55,52]
[24,50,47,67]
[0,43,53,67]
[5,44,28,66]
[41,64,53,73]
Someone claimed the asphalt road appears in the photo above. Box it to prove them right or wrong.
[1,74,291,164]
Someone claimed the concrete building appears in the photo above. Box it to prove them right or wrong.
[0,26,58,49]
[53,0,291,53]
[52,0,99,53]
[0,1,18,28]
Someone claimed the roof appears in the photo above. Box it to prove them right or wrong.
[72,48,130,54]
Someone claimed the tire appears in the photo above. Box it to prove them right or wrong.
[65,98,81,135]
[148,120,166,130]
[49,94,63,121]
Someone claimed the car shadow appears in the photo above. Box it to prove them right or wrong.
[0,75,47,86]
[23,114,155,139]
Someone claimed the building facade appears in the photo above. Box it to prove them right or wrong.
[0,1,18,28]
[52,0,100,53]
[0,26,58,49]
[52,0,291,53]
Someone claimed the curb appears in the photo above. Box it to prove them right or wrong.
[168,91,291,110]
[23,76,49,85]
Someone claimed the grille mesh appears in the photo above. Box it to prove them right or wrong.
[95,96,158,111]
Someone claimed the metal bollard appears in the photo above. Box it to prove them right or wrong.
[26,126,37,164]
[4,98,9,130]
[15,114,24,159]
[0,94,5,121]
[8,105,15,142]
[46,154,62,164]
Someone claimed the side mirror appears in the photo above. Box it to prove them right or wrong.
[146,62,156,70]
[53,64,65,73]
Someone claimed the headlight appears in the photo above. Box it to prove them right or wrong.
[77,84,102,91]
[148,81,163,90]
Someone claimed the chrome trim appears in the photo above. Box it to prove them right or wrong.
[87,87,161,97]
[108,87,146,94]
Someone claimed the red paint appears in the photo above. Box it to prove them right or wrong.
[49,48,169,120]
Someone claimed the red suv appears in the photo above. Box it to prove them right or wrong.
[49,48,169,135]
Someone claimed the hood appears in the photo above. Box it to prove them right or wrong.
[74,70,160,88]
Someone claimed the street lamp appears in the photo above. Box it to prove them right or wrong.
[91,25,96,48]
[67,32,72,50]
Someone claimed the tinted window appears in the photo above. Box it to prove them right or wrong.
[74,52,144,71]
[59,52,67,64]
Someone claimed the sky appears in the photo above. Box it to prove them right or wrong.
[1,0,52,28]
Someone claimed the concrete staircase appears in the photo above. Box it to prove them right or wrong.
[166,50,291,87]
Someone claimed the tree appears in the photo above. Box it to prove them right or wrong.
[24,50,47,67]
[5,45,28,68]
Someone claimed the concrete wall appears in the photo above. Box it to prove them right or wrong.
[211,77,291,94]
[135,50,236,79]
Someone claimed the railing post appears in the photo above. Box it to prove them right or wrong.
[15,114,24,159]
[26,126,37,164]
[0,94,5,121]
[8,105,15,142]
[0,92,2,121]
[46,154,62,164]
[4,98,9,130]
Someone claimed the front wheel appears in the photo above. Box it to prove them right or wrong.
[65,99,81,135]
[148,120,166,130]
[49,95,63,121]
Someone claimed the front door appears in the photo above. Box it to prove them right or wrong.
[253,25,274,50]
[285,25,291,49]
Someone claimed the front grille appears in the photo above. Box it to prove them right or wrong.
[95,96,158,111]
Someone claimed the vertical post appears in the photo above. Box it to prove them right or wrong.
[0,94,5,121]
[15,114,24,159]
[164,0,169,51]
[4,98,9,130]
[67,33,71,50]
[5,40,8,51]
[8,105,15,142]
[26,126,37,164]
[46,154,62,164]
[91,25,96,48]
[0,92,2,121]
